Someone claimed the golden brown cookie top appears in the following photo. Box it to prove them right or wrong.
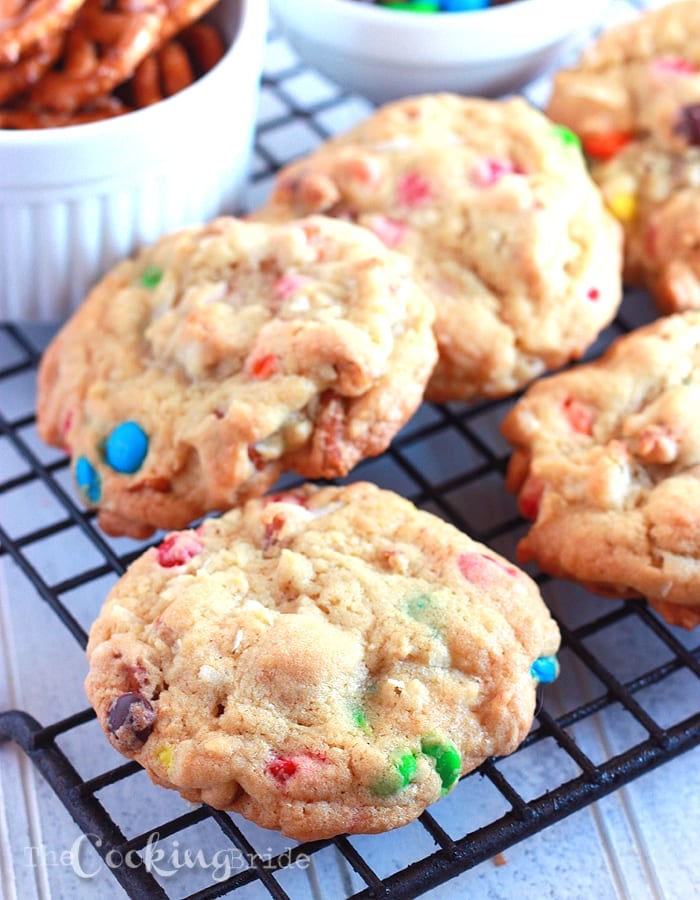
[36,215,437,537]
[547,0,700,152]
[502,311,700,629]
[254,93,622,403]
[85,481,561,840]
[592,139,700,312]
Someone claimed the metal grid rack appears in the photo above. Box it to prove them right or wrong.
[2,9,700,899]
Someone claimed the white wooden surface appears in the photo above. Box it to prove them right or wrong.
[2,1,700,897]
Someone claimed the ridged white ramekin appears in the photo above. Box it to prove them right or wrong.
[0,0,267,321]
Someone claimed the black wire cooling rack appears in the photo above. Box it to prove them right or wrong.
[2,304,700,898]
[2,17,700,899]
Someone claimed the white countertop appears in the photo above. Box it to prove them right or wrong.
[1,1,699,897]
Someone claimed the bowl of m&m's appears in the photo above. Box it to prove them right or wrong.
[269,0,611,104]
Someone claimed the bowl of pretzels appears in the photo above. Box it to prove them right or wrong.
[0,0,267,320]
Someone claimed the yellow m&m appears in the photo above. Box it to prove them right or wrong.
[608,193,637,223]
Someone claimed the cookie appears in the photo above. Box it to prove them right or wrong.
[547,0,700,154]
[252,93,623,403]
[36,215,437,538]
[501,312,700,629]
[84,481,561,840]
[592,139,700,313]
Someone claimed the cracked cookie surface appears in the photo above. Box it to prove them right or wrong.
[502,312,700,629]
[253,93,622,402]
[36,216,437,538]
[85,481,561,840]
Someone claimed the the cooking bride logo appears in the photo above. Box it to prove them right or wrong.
[25,832,310,881]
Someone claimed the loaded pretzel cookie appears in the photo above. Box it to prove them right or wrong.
[592,140,700,313]
[547,0,700,155]
[546,0,700,313]
[85,482,561,840]
[502,312,700,630]
[36,216,437,538]
[253,93,623,402]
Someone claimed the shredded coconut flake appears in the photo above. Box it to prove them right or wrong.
[198,665,225,686]
[373,137,412,152]
[286,295,311,313]
[307,501,344,519]
[241,600,274,623]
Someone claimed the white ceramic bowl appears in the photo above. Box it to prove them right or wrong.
[0,0,267,321]
[270,0,610,104]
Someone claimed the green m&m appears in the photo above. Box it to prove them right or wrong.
[421,735,461,794]
[373,750,418,796]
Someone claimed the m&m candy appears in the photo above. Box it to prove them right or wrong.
[104,421,149,474]
[75,456,101,503]
[440,0,489,9]
[420,735,461,793]
[530,655,560,684]
[364,0,516,11]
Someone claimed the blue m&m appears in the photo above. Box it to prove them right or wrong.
[440,0,489,10]
[530,655,560,684]
[75,456,101,503]
[104,421,149,474]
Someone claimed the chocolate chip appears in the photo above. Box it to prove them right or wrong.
[107,692,155,749]
[676,103,700,145]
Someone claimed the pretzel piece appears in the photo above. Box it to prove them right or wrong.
[28,0,220,112]
[29,0,165,110]
[0,30,62,103]
[0,0,86,65]
[0,0,26,19]
[0,4,224,128]
[0,92,128,127]
[128,21,222,107]
[179,21,223,75]
[157,0,221,44]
